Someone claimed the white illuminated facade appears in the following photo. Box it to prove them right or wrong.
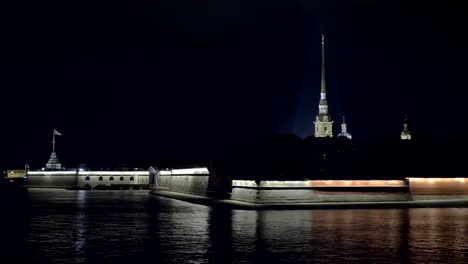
[153,167,211,196]
[170,167,209,175]
[314,35,333,137]
[26,169,150,188]
[157,167,209,176]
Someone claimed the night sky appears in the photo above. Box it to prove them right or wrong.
[0,0,467,169]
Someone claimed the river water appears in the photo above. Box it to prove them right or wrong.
[0,189,467,264]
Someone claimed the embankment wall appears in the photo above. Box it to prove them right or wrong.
[158,174,210,195]
[408,177,468,200]
[26,171,149,189]
[230,180,411,203]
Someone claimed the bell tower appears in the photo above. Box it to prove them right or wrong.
[314,35,333,137]
[400,118,412,140]
[337,116,352,139]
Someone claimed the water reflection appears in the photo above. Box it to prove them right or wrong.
[1,190,468,264]
[208,206,233,263]
[407,208,468,264]
[0,188,32,263]
[72,191,87,263]
[225,209,468,264]
[150,197,210,264]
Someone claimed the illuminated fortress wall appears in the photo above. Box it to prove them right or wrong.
[408,177,468,200]
[157,168,210,196]
[76,171,149,188]
[231,180,410,203]
[26,171,149,189]
[26,171,77,188]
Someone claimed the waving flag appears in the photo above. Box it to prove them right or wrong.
[54,129,62,136]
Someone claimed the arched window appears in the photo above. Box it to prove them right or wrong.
[99,176,103,181]
[120,176,124,181]
[130,176,134,181]
[109,176,114,181]
[85,176,90,181]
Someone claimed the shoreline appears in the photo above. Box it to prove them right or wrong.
[150,189,468,210]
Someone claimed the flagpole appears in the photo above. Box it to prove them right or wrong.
[52,128,55,153]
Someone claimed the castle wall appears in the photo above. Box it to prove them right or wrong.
[76,171,149,188]
[158,171,172,188]
[26,171,149,189]
[408,177,468,200]
[231,180,410,203]
[26,171,77,188]
[157,168,210,196]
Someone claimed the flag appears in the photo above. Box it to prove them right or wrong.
[54,129,62,136]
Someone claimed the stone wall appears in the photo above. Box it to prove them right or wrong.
[26,171,77,188]
[231,180,410,203]
[408,178,468,194]
[157,168,210,195]
[408,177,468,200]
[158,173,172,188]
[76,172,149,188]
[26,171,149,189]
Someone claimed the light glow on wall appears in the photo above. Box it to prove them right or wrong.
[407,177,468,195]
[28,171,149,176]
[232,180,407,188]
[80,171,148,176]
[171,168,209,175]
[232,180,310,188]
[407,177,468,182]
[309,180,406,187]
[28,171,77,175]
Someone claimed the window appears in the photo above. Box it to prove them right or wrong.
[130,177,134,181]
[110,177,114,181]
[99,176,103,181]
[85,176,90,181]
[120,176,124,181]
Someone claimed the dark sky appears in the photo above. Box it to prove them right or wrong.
[0,0,467,169]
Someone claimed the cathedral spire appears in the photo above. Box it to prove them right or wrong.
[321,34,326,95]
[314,34,333,137]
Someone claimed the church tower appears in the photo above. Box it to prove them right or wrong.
[45,129,62,170]
[314,35,333,137]
[337,116,352,139]
[400,118,412,140]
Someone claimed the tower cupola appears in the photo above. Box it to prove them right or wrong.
[337,116,352,139]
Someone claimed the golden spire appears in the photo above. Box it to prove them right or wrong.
[321,34,326,94]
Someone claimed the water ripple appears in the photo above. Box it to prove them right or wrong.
[1,189,468,263]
